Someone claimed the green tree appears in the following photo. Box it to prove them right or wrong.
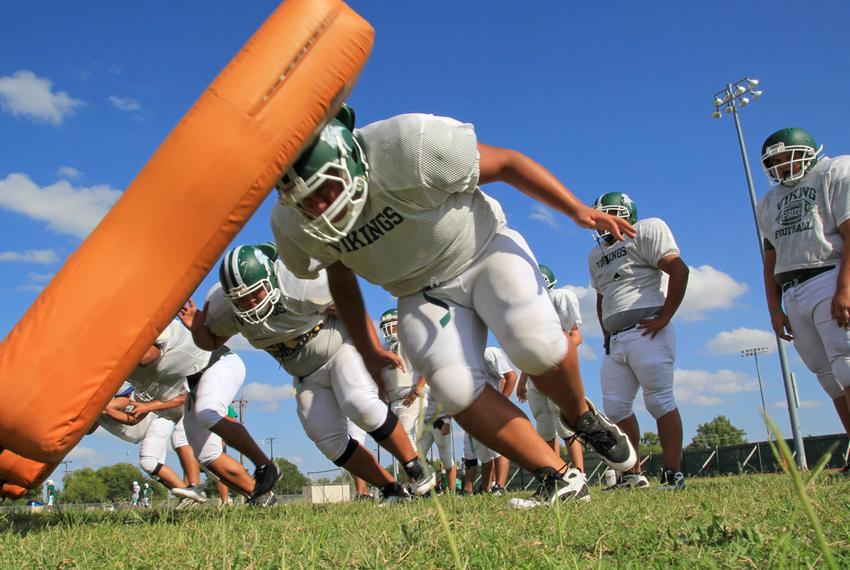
[274,458,309,495]
[61,468,108,504]
[97,463,143,501]
[686,415,748,450]
[640,431,662,455]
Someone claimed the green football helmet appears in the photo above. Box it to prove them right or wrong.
[276,105,369,244]
[761,128,822,187]
[538,264,557,290]
[219,243,281,324]
[380,308,398,343]
[592,192,638,239]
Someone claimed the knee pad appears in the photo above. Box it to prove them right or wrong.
[195,407,226,430]
[645,387,677,420]
[139,456,160,475]
[332,437,359,467]
[817,371,844,400]
[464,458,478,469]
[367,410,399,442]
[430,366,487,416]
[503,332,567,377]
[314,432,351,463]
[602,395,634,424]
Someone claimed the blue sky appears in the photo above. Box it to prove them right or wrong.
[2,1,850,479]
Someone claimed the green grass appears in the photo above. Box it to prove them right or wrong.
[1,473,849,569]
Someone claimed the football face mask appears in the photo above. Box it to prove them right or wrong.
[277,120,369,244]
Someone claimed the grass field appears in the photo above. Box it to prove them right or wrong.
[2,473,849,569]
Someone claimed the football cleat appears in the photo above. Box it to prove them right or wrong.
[509,467,589,509]
[251,461,281,500]
[566,399,637,472]
[658,469,685,491]
[602,472,649,491]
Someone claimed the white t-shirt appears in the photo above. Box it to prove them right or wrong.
[127,321,206,420]
[549,288,582,332]
[205,261,342,377]
[483,346,513,389]
[588,217,679,333]
[756,156,850,275]
[272,113,507,297]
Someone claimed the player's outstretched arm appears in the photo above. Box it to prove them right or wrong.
[516,372,528,403]
[178,299,230,351]
[501,371,518,398]
[762,245,793,340]
[326,262,404,387]
[477,143,635,241]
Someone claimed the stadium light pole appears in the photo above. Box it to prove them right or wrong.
[712,77,807,469]
[741,346,771,442]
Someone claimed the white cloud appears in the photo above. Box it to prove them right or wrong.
[17,271,55,292]
[529,204,560,230]
[57,166,82,180]
[577,342,597,361]
[0,249,58,264]
[706,328,777,355]
[773,399,822,410]
[240,382,295,412]
[674,368,757,406]
[0,70,83,125]
[679,265,748,321]
[108,96,141,112]
[0,173,121,239]
[66,446,103,463]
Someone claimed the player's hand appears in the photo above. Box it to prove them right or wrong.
[832,288,850,328]
[402,388,420,407]
[362,347,405,396]
[129,402,153,417]
[178,299,206,332]
[575,206,636,241]
[770,309,794,341]
[638,314,671,339]
[516,383,527,403]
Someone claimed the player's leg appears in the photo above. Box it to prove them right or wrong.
[470,229,635,471]
[527,381,559,455]
[330,344,434,494]
[344,420,371,498]
[461,432,478,494]
[138,417,185,490]
[600,335,641,471]
[171,418,202,487]
[478,459,495,493]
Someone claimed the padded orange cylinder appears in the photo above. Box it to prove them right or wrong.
[0,0,373,461]
[0,483,28,501]
[0,450,57,488]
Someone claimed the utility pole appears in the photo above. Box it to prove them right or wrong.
[61,461,72,482]
[234,397,248,465]
[265,437,277,461]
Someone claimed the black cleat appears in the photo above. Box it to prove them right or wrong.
[566,399,637,472]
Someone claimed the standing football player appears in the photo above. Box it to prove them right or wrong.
[379,308,427,450]
[589,192,689,490]
[179,243,435,502]
[272,106,636,507]
[45,479,57,511]
[418,390,457,493]
[757,128,850,463]
[516,265,585,473]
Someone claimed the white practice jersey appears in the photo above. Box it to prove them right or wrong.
[483,346,512,389]
[549,287,582,332]
[127,321,206,420]
[588,217,679,333]
[382,339,418,399]
[205,261,342,377]
[272,113,507,297]
[757,156,850,275]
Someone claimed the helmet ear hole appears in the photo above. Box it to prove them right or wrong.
[335,103,356,131]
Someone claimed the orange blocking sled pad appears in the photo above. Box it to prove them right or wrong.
[0,483,28,501]
[0,450,57,488]
[0,0,373,462]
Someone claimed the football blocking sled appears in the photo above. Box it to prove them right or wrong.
[0,482,28,501]
[0,0,373,462]
[0,449,57,488]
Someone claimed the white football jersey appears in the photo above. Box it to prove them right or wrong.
[549,288,582,332]
[205,261,343,377]
[757,156,850,275]
[127,320,206,419]
[381,339,418,400]
[588,218,679,333]
[272,113,507,297]
[483,346,513,388]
